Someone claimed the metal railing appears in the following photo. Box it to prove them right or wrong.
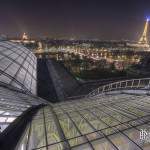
[87,78,150,97]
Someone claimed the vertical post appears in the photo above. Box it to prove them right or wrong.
[137,79,141,88]
[102,86,105,93]
[125,81,127,88]
[116,82,118,89]
[119,82,121,89]
[97,87,100,94]
[131,80,134,88]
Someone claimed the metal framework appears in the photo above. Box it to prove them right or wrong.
[0,76,150,150]
[16,94,150,150]
[0,40,150,150]
[0,105,45,150]
[0,41,37,94]
[0,83,48,132]
[138,19,149,47]
[87,78,150,97]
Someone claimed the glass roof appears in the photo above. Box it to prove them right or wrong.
[0,86,48,132]
[0,41,37,94]
[0,40,150,150]
[16,93,150,150]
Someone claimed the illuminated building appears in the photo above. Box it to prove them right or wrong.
[138,18,149,47]
[127,18,150,48]
[37,41,43,51]
[10,33,35,44]
[22,33,28,40]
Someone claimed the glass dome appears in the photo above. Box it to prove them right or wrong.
[0,40,37,94]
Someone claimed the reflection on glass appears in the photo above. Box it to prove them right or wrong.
[92,138,115,150]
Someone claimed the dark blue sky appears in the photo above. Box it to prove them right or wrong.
[0,0,150,40]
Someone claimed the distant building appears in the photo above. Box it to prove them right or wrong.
[10,33,35,44]
[127,19,150,49]
[22,32,28,40]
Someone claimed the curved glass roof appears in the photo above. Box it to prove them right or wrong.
[17,93,150,150]
[0,86,47,132]
[0,41,37,94]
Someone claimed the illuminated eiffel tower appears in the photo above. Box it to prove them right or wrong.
[138,18,149,47]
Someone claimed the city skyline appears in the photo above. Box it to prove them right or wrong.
[1,0,150,40]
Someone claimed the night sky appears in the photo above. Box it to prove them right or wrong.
[0,0,150,40]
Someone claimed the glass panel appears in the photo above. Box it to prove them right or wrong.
[28,110,46,149]
[92,138,115,150]
[71,143,93,150]
[69,136,86,147]
[58,114,80,139]
[44,108,61,145]
[109,133,141,150]
[48,142,64,150]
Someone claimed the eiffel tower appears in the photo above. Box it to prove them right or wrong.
[138,18,149,47]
